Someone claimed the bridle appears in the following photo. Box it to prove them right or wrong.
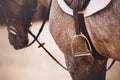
[2,0,115,72]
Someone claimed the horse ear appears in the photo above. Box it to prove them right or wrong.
[71,35,94,63]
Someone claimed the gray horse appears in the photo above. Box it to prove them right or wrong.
[49,0,120,80]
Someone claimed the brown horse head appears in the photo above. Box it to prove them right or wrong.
[2,0,38,49]
[7,18,30,49]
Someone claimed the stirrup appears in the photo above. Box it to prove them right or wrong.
[71,33,93,57]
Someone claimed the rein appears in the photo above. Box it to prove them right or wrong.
[27,0,69,71]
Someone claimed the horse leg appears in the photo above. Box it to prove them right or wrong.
[65,51,107,80]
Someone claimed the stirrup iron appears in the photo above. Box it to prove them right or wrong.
[71,33,93,57]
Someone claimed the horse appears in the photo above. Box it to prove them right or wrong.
[49,0,120,80]
[1,0,120,80]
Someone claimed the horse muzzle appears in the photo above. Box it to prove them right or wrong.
[8,32,29,49]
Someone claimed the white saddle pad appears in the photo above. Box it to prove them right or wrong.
[57,0,111,17]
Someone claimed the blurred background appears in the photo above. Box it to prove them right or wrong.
[0,1,120,80]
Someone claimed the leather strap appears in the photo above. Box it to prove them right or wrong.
[68,0,90,35]
[72,0,83,35]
